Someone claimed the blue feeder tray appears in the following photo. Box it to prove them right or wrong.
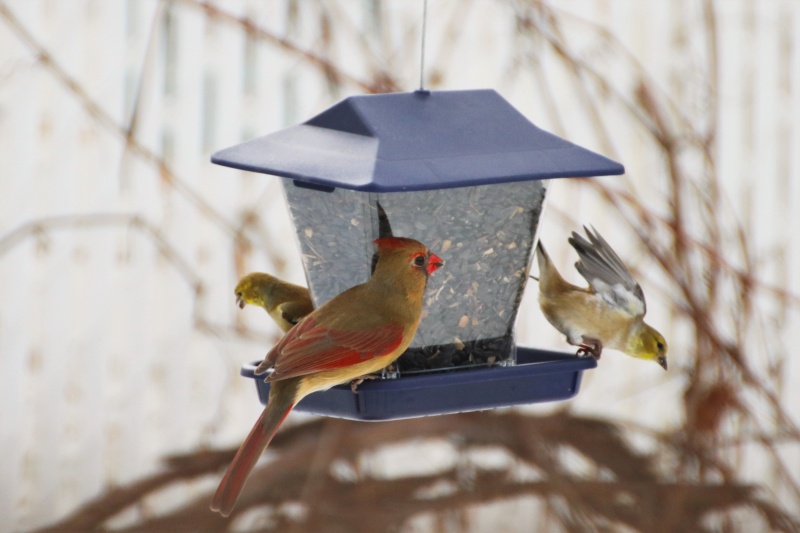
[242,347,596,421]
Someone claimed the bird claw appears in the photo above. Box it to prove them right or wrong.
[350,374,378,394]
[576,340,603,360]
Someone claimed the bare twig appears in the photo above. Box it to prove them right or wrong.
[0,1,245,242]
[32,412,800,533]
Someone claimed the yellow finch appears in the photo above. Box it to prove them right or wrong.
[536,226,667,370]
[234,272,314,332]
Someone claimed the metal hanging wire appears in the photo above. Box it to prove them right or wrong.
[419,0,429,90]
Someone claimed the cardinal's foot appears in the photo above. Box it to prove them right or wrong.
[350,374,378,393]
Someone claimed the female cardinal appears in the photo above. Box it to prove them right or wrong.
[211,237,443,516]
[536,226,667,370]
[234,272,314,332]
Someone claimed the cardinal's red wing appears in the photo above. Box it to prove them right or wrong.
[263,316,404,381]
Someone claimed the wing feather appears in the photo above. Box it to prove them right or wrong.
[256,315,404,381]
[568,226,646,317]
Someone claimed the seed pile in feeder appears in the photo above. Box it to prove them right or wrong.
[395,333,514,374]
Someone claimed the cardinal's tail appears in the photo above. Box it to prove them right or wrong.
[210,378,298,517]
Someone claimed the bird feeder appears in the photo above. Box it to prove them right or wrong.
[213,89,623,420]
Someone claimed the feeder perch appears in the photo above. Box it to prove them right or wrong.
[213,89,623,420]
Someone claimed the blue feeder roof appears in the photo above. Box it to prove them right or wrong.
[212,89,624,192]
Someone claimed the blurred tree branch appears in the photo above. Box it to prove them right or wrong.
[0,1,244,242]
[181,0,401,94]
[0,213,273,344]
[31,412,799,533]
[514,0,800,509]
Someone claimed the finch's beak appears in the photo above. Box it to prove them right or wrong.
[235,295,244,309]
[427,253,444,275]
[657,356,668,371]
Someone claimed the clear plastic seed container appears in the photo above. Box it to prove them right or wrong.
[283,179,548,374]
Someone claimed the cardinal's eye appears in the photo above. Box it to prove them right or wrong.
[413,255,426,267]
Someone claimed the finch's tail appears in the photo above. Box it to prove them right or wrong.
[536,239,575,295]
[210,378,299,517]
[536,240,548,259]
[535,240,550,280]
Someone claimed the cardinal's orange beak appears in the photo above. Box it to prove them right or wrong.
[427,253,444,275]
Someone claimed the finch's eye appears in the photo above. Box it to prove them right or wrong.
[657,341,664,351]
[413,255,426,267]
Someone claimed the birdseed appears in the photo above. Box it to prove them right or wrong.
[282,179,547,375]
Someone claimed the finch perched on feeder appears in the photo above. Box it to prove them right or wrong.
[211,237,443,516]
[536,226,667,370]
[234,272,314,332]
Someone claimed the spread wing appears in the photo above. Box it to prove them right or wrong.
[568,226,646,318]
[255,315,404,381]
